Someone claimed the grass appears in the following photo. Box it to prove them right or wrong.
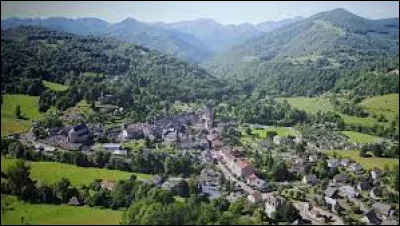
[239,125,296,139]
[280,96,388,127]
[341,131,384,143]
[1,95,44,136]
[1,156,152,186]
[63,99,94,117]
[360,94,399,121]
[43,80,69,92]
[1,195,121,225]
[279,97,334,114]
[325,150,399,170]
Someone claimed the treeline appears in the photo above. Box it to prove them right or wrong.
[215,94,308,127]
[1,138,200,178]
[329,96,369,117]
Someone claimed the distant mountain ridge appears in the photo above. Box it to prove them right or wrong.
[202,8,399,96]
[1,16,303,62]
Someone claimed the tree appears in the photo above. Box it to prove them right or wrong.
[55,177,76,203]
[15,105,22,119]
[5,160,37,200]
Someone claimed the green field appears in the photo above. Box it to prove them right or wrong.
[43,80,69,92]
[341,131,383,143]
[63,99,94,117]
[1,95,44,136]
[360,94,399,121]
[280,96,387,127]
[1,195,121,225]
[279,97,334,114]
[240,125,296,138]
[325,150,399,170]
[1,156,152,186]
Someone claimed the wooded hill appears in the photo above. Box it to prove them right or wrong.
[203,8,399,96]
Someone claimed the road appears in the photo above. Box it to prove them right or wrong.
[216,162,255,194]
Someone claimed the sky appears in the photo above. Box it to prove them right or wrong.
[1,1,399,25]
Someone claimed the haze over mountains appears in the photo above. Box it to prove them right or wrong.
[1,15,302,63]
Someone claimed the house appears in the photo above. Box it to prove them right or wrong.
[349,163,363,172]
[264,194,285,218]
[161,178,185,192]
[308,155,318,163]
[153,175,164,187]
[372,202,395,219]
[68,196,81,206]
[102,143,127,156]
[121,124,147,140]
[333,173,350,184]
[247,190,262,204]
[246,173,268,190]
[234,159,255,179]
[273,136,292,145]
[101,179,116,190]
[324,187,341,212]
[226,192,245,203]
[302,203,324,221]
[68,124,91,143]
[340,185,359,198]
[220,149,255,179]
[327,158,340,168]
[362,210,382,225]
[357,181,371,191]
[201,184,222,200]
[371,168,382,180]
[302,174,318,185]
[340,159,353,167]
[370,187,382,200]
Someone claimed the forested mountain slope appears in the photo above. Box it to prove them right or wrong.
[1,17,212,63]
[203,8,399,96]
[1,26,227,114]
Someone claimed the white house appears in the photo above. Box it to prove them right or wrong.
[302,174,318,185]
[247,191,262,204]
[371,169,382,180]
[327,158,341,168]
[102,143,127,156]
[349,163,363,172]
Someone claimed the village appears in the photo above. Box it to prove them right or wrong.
[7,102,396,225]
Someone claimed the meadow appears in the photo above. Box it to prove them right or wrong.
[279,96,392,127]
[1,156,152,186]
[360,94,399,121]
[1,95,43,136]
[1,195,121,225]
[43,80,69,92]
[341,131,383,143]
[325,150,399,170]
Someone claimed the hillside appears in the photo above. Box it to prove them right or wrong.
[203,8,399,96]
[166,17,302,52]
[1,26,226,116]
[1,17,212,63]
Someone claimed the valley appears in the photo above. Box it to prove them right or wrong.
[1,5,399,226]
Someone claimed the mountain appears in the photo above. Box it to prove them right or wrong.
[256,16,303,32]
[1,26,227,112]
[202,8,399,96]
[166,17,302,51]
[1,17,212,63]
[105,18,212,63]
[1,17,110,35]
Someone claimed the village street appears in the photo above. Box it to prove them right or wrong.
[216,161,255,194]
